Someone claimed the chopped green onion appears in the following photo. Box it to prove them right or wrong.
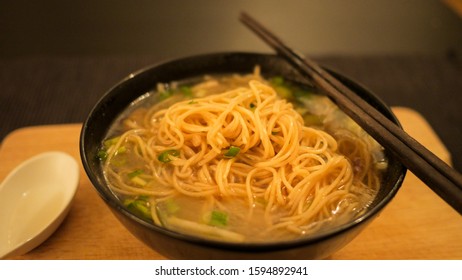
[128,170,147,186]
[128,169,144,179]
[208,210,228,227]
[99,136,125,160]
[124,198,152,221]
[96,149,108,161]
[103,136,120,148]
[224,146,240,158]
[158,149,180,163]
[115,146,126,155]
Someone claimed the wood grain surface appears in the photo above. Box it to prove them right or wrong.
[0,107,460,260]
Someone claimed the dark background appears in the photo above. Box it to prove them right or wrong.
[1,0,462,172]
[2,0,462,56]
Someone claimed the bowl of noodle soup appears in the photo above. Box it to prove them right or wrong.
[80,52,406,259]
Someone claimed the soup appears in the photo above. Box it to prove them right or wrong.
[98,67,387,242]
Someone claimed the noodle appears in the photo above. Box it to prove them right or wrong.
[101,69,383,242]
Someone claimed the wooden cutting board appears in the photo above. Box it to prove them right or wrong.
[0,107,460,260]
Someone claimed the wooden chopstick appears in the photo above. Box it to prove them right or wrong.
[239,12,462,215]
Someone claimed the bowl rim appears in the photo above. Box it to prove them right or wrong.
[80,51,407,252]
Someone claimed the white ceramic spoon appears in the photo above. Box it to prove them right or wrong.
[0,151,79,259]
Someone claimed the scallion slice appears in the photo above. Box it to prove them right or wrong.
[224,146,240,158]
[158,149,180,163]
[128,169,144,179]
[124,198,152,221]
[209,210,228,227]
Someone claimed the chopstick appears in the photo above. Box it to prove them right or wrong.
[239,12,462,215]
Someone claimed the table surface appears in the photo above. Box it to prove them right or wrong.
[1,107,460,260]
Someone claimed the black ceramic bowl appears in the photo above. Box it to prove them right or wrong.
[80,52,406,259]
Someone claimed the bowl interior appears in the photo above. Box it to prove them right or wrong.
[80,52,406,253]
